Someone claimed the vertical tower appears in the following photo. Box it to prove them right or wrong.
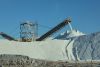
[20,21,38,42]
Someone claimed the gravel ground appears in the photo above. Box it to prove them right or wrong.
[0,55,100,67]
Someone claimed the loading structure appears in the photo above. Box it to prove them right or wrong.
[36,18,71,41]
[20,21,38,42]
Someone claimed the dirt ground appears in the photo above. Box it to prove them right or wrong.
[0,55,100,67]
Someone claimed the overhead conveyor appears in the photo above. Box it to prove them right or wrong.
[0,32,16,41]
[36,18,71,41]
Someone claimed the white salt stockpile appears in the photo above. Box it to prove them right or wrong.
[0,39,76,61]
[1,30,100,62]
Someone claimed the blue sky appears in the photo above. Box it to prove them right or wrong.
[0,0,100,38]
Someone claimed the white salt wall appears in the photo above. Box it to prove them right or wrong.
[0,39,76,61]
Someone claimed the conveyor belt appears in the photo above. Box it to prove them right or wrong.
[0,32,16,41]
[36,18,71,41]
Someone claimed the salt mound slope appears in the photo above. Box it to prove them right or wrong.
[73,32,100,60]
[55,30,100,61]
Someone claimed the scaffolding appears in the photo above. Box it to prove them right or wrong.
[20,21,38,42]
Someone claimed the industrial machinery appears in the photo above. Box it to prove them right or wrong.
[20,21,38,42]
[36,18,71,41]
[0,18,71,42]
